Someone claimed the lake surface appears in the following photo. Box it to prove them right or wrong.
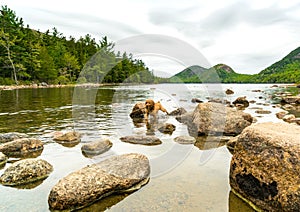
[0,83,293,211]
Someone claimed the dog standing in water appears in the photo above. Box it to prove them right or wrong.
[144,99,169,120]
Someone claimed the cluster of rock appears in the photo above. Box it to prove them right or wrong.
[228,122,300,211]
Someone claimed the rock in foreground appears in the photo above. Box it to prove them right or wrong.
[120,135,162,145]
[0,158,53,186]
[81,139,112,156]
[158,123,176,134]
[48,153,150,211]
[230,122,300,211]
[0,138,43,157]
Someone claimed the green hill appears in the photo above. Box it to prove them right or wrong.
[170,63,252,83]
[170,47,300,83]
[254,47,300,83]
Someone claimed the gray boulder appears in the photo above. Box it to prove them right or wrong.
[189,102,253,136]
[0,158,53,186]
[81,139,112,156]
[48,153,150,211]
[0,132,29,143]
[120,135,162,145]
[0,138,43,157]
[230,122,300,211]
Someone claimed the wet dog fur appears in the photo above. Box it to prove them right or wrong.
[144,99,169,120]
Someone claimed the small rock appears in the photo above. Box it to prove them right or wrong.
[81,139,112,156]
[0,152,8,167]
[0,132,29,143]
[169,107,187,116]
[276,111,289,119]
[225,89,234,95]
[0,158,53,186]
[233,97,249,108]
[158,123,176,134]
[283,114,296,123]
[48,153,150,211]
[251,90,261,92]
[0,138,43,157]
[120,135,162,145]
[255,109,272,114]
[281,96,300,104]
[54,131,81,142]
[191,98,203,103]
[174,136,196,144]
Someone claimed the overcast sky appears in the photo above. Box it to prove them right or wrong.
[2,0,300,76]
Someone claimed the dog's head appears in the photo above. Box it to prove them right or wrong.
[145,99,155,112]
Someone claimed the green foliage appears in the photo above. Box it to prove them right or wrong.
[0,5,152,85]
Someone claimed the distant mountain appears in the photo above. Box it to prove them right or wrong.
[169,47,300,83]
[170,63,252,83]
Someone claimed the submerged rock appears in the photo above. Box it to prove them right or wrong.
[0,158,53,186]
[255,109,271,114]
[188,102,253,136]
[0,132,29,143]
[174,136,196,144]
[48,153,150,211]
[158,123,176,134]
[120,135,162,145]
[229,122,300,211]
[81,139,112,156]
[0,138,43,157]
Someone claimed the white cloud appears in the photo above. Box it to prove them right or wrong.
[2,0,300,75]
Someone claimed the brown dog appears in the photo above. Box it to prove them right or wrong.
[144,99,169,120]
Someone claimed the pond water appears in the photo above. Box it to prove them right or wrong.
[0,83,295,211]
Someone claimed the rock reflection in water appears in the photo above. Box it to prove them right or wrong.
[229,191,255,212]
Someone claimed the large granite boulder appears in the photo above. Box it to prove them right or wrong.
[0,138,43,157]
[184,102,253,136]
[0,132,29,143]
[229,122,300,211]
[129,102,147,119]
[48,153,150,210]
[0,158,53,186]
[81,139,112,156]
[120,135,162,145]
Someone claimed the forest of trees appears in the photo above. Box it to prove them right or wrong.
[0,5,158,85]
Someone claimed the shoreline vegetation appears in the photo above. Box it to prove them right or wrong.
[0,82,299,91]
